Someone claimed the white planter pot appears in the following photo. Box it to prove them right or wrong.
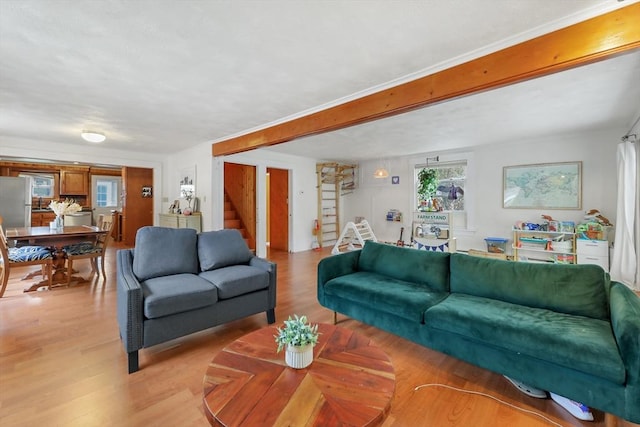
[285,344,313,369]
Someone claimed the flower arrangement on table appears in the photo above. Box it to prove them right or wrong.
[181,189,194,208]
[49,199,82,217]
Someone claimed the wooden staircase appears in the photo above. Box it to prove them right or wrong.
[224,193,254,250]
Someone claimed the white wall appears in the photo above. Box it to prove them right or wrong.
[164,142,214,230]
[343,128,622,253]
[9,126,620,259]
[215,149,319,257]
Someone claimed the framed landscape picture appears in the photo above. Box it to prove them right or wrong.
[503,161,582,209]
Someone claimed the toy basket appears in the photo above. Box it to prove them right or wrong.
[485,237,508,253]
[519,237,549,250]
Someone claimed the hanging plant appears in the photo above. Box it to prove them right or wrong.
[417,168,438,203]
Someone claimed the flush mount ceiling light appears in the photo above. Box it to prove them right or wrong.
[81,130,106,143]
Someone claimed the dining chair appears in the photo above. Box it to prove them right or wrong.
[96,214,105,228]
[63,215,114,285]
[0,216,53,297]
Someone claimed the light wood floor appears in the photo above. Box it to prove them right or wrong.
[1,243,638,427]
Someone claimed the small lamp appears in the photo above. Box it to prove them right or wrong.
[81,131,106,143]
[373,167,389,178]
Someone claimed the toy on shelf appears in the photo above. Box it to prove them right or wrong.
[512,217,576,264]
[583,209,613,226]
[411,211,456,252]
[386,209,402,222]
[578,209,614,241]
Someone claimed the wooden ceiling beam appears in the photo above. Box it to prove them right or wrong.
[212,3,640,157]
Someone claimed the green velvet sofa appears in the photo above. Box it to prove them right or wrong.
[317,241,640,423]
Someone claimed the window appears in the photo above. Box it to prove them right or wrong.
[415,162,466,210]
[415,159,468,229]
[95,178,119,207]
[19,173,54,198]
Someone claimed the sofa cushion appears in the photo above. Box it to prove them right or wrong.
[8,246,52,262]
[449,253,609,320]
[141,273,218,319]
[199,265,269,299]
[133,227,199,281]
[425,293,625,384]
[357,241,450,292]
[198,229,254,271]
[324,271,449,323]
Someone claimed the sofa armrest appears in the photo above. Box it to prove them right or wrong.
[250,256,277,308]
[116,249,144,354]
[609,281,640,384]
[317,250,361,304]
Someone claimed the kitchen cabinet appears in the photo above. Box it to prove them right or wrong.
[31,211,56,226]
[60,169,88,195]
[158,213,201,232]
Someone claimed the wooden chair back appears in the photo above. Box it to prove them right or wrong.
[96,214,105,228]
[0,215,53,297]
[65,214,115,284]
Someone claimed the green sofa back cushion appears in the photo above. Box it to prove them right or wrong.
[133,226,199,281]
[450,253,609,320]
[358,241,450,292]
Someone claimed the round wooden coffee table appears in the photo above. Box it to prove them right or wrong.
[202,323,396,426]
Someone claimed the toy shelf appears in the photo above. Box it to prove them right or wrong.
[512,229,576,264]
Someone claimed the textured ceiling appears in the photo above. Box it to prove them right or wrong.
[0,0,638,162]
[268,50,640,161]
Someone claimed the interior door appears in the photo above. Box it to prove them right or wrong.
[121,167,153,246]
[91,175,122,225]
[267,168,289,252]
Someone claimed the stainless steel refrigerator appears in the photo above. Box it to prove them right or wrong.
[0,176,32,228]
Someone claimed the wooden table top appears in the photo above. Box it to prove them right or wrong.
[202,323,396,427]
[6,225,103,239]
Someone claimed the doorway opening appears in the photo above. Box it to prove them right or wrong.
[267,168,289,253]
[223,162,256,251]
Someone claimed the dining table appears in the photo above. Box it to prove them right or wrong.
[5,225,108,292]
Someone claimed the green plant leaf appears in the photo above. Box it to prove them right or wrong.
[274,314,320,352]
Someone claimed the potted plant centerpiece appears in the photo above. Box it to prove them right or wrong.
[275,314,319,369]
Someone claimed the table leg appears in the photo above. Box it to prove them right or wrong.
[21,269,44,280]
[23,247,88,292]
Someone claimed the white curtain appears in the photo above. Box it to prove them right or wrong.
[610,141,639,290]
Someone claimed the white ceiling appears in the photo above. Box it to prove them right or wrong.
[0,0,638,163]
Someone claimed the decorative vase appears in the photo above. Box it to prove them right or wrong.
[52,215,64,231]
[285,344,313,369]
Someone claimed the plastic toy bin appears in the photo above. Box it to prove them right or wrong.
[485,237,508,254]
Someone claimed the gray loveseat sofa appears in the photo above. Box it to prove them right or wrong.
[117,227,277,373]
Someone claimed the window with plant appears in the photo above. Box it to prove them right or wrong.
[415,162,467,212]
